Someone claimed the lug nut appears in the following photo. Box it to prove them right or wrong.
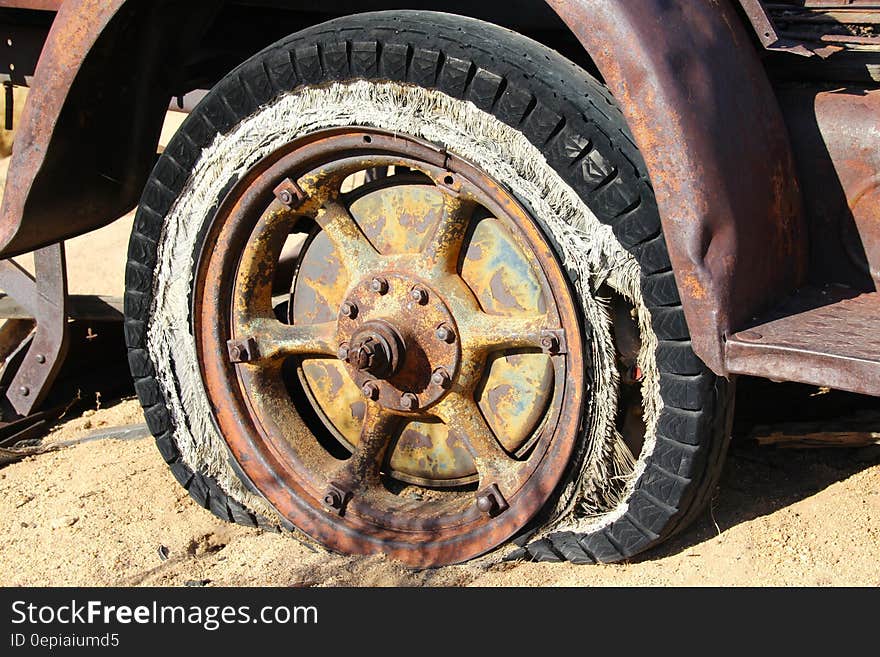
[436,324,456,343]
[476,494,497,514]
[337,343,350,362]
[541,334,560,354]
[475,484,509,516]
[410,287,429,305]
[341,301,359,319]
[400,393,419,411]
[371,277,389,295]
[273,178,305,208]
[362,382,380,400]
[323,484,350,516]
[227,338,258,364]
[431,368,452,389]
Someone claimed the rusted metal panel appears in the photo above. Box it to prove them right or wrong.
[727,286,880,396]
[548,0,808,375]
[0,1,63,10]
[725,84,880,394]
[777,85,880,291]
[0,0,219,258]
[0,0,127,257]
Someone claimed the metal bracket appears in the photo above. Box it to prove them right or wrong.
[323,482,352,517]
[273,178,307,209]
[227,337,259,364]
[475,483,509,517]
[540,328,567,355]
[0,243,69,417]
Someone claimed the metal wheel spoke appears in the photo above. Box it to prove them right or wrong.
[232,318,337,364]
[435,394,519,486]
[425,194,475,271]
[316,200,381,275]
[333,402,400,487]
[234,206,299,319]
[464,311,550,354]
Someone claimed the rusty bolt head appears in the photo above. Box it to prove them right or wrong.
[18,386,29,397]
[410,287,429,305]
[436,324,456,343]
[371,277,389,295]
[274,178,305,207]
[476,494,497,514]
[362,382,380,400]
[341,301,359,319]
[323,485,350,516]
[541,335,560,354]
[351,339,379,372]
[476,484,509,516]
[431,368,452,389]
[337,343,350,362]
[227,338,258,364]
[400,393,419,411]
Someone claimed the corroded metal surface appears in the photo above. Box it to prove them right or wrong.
[727,285,880,396]
[293,179,557,485]
[777,85,880,292]
[0,0,219,258]
[0,0,126,256]
[0,242,68,416]
[195,128,585,566]
[548,0,808,374]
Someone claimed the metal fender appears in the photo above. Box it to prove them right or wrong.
[0,0,217,258]
[548,0,808,374]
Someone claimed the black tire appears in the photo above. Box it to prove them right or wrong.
[125,10,734,564]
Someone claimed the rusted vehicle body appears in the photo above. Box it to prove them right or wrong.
[0,0,877,566]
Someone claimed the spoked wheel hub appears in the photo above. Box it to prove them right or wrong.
[196,128,586,566]
[337,273,461,413]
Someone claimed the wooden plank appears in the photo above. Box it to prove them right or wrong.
[751,410,880,449]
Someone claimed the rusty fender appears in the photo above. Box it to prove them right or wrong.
[0,0,219,259]
[548,0,808,374]
[0,0,808,376]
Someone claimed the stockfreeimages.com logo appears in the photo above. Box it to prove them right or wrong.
[10,599,318,634]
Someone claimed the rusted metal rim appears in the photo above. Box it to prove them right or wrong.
[195,128,586,566]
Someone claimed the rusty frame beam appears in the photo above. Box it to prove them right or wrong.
[0,242,68,416]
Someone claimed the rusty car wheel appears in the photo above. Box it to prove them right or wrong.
[126,11,732,567]
[191,129,584,566]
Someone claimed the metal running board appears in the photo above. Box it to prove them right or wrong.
[725,285,880,396]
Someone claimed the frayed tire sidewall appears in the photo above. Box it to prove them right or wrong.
[125,10,732,561]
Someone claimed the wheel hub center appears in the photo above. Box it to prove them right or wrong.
[336,273,461,412]
[347,321,404,379]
